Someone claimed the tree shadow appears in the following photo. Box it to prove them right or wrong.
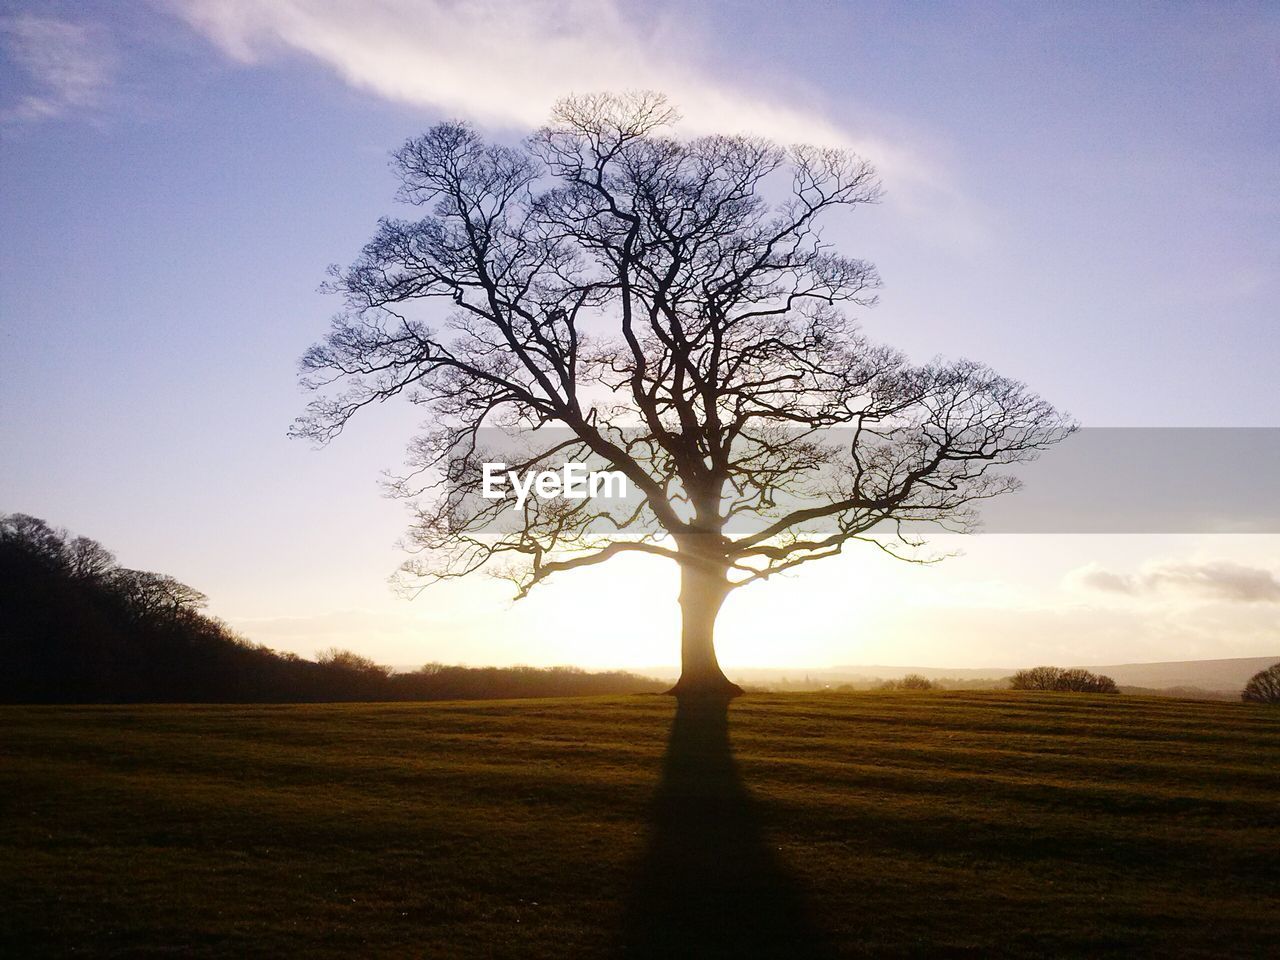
[620,697,835,959]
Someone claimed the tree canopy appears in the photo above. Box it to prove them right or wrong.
[295,92,1074,695]
[1242,662,1280,704]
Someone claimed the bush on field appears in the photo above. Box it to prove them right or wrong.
[1010,666,1118,694]
[1241,662,1280,704]
[878,673,939,691]
[898,673,938,690]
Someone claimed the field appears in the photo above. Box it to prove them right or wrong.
[2,692,1278,958]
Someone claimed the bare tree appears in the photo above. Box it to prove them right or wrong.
[316,647,393,678]
[294,92,1074,698]
[895,674,938,691]
[68,536,116,582]
[1011,666,1117,694]
[1057,668,1119,694]
[1009,666,1062,690]
[112,570,208,621]
[1242,662,1280,704]
[0,513,69,568]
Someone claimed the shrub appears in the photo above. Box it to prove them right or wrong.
[877,674,938,691]
[898,673,938,690]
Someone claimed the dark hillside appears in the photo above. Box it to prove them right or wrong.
[0,514,661,703]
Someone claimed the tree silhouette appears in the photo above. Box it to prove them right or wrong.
[1010,666,1118,694]
[295,92,1073,698]
[892,673,938,691]
[1242,662,1280,704]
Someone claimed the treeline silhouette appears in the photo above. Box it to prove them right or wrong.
[875,673,940,691]
[0,514,663,704]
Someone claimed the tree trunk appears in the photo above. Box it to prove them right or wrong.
[667,558,743,699]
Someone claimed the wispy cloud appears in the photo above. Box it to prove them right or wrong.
[1,15,114,122]
[1071,560,1280,603]
[163,0,924,182]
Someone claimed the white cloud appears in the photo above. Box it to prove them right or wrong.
[1,15,114,121]
[162,0,926,182]
[160,0,993,247]
[1070,559,1280,603]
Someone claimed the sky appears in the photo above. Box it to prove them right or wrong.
[2,0,1278,672]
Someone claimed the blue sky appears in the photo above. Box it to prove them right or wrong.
[2,1,1278,670]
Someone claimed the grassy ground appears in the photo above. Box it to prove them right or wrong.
[1,692,1277,958]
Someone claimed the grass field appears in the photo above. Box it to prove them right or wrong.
[2,692,1278,958]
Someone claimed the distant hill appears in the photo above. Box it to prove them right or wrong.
[1073,657,1279,691]
[827,658,1279,691]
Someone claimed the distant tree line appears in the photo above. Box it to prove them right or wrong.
[876,673,940,691]
[0,514,663,704]
[1010,666,1119,694]
[862,669,1120,694]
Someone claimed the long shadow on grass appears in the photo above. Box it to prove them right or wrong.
[620,697,834,959]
